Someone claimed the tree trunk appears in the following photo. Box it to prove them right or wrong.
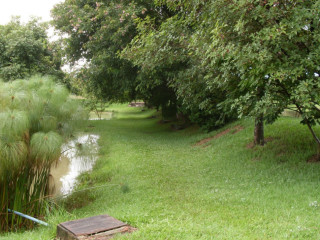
[306,123,320,161]
[294,103,320,161]
[254,114,264,146]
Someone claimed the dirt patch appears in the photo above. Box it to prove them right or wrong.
[246,137,275,149]
[195,129,230,146]
[231,125,244,134]
[195,125,244,146]
[307,154,320,163]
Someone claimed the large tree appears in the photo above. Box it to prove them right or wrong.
[0,18,63,81]
[194,0,320,150]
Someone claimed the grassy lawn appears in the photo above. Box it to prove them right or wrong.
[2,104,320,239]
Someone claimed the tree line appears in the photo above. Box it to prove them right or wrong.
[1,0,319,157]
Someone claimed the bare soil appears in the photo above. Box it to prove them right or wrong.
[195,125,244,146]
[231,125,244,134]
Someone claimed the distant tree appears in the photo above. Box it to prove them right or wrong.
[0,17,63,81]
[51,0,154,102]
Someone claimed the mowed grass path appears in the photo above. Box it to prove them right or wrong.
[80,105,320,239]
[3,104,320,239]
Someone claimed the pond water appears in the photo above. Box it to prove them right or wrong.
[50,134,100,196]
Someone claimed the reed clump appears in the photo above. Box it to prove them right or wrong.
[0,76,87,232]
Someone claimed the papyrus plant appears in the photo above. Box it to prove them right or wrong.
[0,76,87,232]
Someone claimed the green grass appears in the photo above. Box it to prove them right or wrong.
[89,111,113,120]
[2,104,320,239]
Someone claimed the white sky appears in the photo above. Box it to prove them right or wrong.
[0,0,64,25]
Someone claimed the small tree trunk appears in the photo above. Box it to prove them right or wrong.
[306,123,320,161]
[254,114,264,146]
[294,103,320,161]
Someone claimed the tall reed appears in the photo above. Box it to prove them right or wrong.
[0,76,87,232]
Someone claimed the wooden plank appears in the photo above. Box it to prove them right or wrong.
[59,215,127,237]
[78,226,137,240]
[57,224,78,240]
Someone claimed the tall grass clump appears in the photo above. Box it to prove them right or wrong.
[0,76,87,232]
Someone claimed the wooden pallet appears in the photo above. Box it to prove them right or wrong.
[56,215,136,240]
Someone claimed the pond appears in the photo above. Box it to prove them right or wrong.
[49,134,100,196]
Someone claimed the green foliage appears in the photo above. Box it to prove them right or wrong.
[30,132,63,165]
[0,76,87,232]
[124,0,320,142]
[121,2,236,129]
[51,0,155,102]
[198,0,320,147]
[0,18,64,81]
[53,0,320,143]
[0,111,29,139]
[0,141,28,176]
[52,1,184,120]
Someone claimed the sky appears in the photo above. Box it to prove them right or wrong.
[0,0,64,25]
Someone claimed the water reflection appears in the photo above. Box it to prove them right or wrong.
[50,134,100,196]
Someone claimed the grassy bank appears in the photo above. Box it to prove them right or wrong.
[2,104,320,239]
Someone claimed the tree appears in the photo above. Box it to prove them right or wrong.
[51,0,155,102]
[195,0,320,151]
[52,1,191,120]
[122,2,237,128]
[0,18,63,81]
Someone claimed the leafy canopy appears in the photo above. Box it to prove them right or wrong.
[0,18,63,81]
[51,0,155,102]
